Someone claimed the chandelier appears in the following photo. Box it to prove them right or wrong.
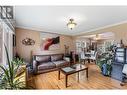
[67,18,77,30]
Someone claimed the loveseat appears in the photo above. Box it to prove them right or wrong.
[32,54,70,74]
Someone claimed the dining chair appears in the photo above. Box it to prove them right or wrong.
[79,51,89,64]
[89,51,98,64]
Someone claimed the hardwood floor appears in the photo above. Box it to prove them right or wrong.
[28,63,127,89]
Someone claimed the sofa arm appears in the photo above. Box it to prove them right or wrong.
[63,57,70,62]
[33,60,38,74]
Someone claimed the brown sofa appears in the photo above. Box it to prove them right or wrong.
[32,54,70,74]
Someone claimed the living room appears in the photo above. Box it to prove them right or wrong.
[0,4,127,92]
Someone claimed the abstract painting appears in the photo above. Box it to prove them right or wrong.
[40,32,60,50]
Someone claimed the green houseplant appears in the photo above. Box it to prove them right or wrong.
[96,44,116,76]
[0,45,25,89]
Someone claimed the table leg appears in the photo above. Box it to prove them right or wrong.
[65,75,68,88]
[77,72,79,82]
[88,59,90,63]
[58,70,60,80]
[84,60,85,64]
[86,68,88,78]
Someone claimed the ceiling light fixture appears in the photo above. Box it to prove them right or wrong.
[94,34,100,40]
[67,18,77,30]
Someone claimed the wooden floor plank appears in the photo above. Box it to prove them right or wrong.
[28,63,127,89]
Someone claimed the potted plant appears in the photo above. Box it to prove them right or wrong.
[0,45,25,89]
[97,44,116,76]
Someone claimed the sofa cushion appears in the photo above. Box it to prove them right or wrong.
[53,60,68,67]
[51,54,63,61]
[38,62,56,70]
[36,55,51,63]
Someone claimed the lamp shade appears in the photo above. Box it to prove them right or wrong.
[67,19,77,30]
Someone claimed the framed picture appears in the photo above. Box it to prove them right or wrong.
[40,32,60,51]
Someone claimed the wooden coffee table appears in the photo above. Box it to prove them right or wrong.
[58,64,88,88]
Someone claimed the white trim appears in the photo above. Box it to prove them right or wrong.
[75,20,127,36]
[16,20,127,36]
[16,25,71,36]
